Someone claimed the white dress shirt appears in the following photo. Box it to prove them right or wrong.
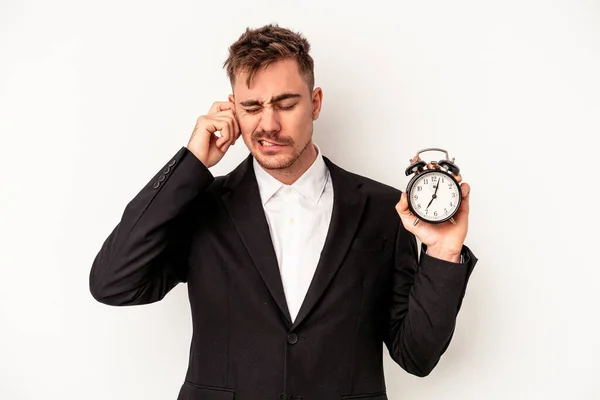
[253,144,333,322]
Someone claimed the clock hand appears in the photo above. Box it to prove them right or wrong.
[426,179,440,210]
[426,196,434,210]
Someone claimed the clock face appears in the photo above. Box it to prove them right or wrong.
[408,170,461,223]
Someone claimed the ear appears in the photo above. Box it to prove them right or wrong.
[311,87,323,121]
[228,94,234,104]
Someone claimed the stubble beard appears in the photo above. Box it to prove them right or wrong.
[254,138,312,173]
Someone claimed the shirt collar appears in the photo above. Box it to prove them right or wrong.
[253,143,329,205]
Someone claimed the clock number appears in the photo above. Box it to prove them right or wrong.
[417,204,422,209]
[442,178,445,183]
[444,208,448,214]
[432,176,437,182]
[448,184,452,189]
[424,179,429,184]
[434,211,438,217]
[450,202,453,207]
[413,195,418,200]
[451,193,456,198]
[417,186,422,191]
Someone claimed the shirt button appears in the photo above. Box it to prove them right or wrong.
[287,333,298,345]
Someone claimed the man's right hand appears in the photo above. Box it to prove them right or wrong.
[187,101,241,168]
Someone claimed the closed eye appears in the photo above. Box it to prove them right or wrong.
[244,104,296,114]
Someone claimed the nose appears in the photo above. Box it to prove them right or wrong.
[258,106,281,133]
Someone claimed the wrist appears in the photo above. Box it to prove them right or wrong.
[425,245,462,263]
[186,145,211,168]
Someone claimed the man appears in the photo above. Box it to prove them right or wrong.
[90,24,478,400]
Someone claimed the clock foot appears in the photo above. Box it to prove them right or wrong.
[449,217,456,225]
[413,218,420,226]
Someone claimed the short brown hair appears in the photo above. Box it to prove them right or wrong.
[223,24,315,91]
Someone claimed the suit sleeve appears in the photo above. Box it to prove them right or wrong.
[89,146,214,306]
[384,223,478,377]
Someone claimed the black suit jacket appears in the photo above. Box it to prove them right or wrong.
[90,146,477,400]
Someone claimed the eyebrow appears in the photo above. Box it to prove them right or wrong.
[239,93,302,107]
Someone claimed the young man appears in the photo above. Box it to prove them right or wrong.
[90,24,478,400]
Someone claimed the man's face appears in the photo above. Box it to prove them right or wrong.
[229,59,322,171]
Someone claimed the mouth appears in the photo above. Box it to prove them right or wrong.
[258,139,286,148]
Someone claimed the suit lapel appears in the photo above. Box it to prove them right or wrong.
[221,155,293,326]
[292,157,367,329]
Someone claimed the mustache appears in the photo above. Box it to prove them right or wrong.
[251,131,294,145]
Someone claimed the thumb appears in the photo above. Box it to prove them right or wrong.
[456,182,470,216]
[459,182,470,206]
[395,192,412,217]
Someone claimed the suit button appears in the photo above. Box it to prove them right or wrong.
[163,166,171,174]
[287,333,298,344]
[168,159,177,167]
[158,175,165,182]
[152,181,160,189]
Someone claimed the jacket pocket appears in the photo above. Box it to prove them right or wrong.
[177,381,235,399]
[341,392,387,399]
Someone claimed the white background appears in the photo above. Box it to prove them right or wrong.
[1,0,599,398]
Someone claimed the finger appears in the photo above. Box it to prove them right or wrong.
[209,101,235,115]
[214,116,236,148]
[225,110,241,144]
[217,124,232,152]
[207,118,231,149]
[396,193,423,230]
[426,162,441,170]
[395,192,411,215]
[453,173,463,183]
[461,182,470,199]
[216,110,240,143]
[456,182,470,215]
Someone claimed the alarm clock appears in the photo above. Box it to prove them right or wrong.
[404,148,462,225]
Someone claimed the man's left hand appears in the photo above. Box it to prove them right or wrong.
[395,157,471,263]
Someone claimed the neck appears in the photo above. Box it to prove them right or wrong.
[265,141,318,185]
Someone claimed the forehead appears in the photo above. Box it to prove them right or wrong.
[233,59,307,99]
